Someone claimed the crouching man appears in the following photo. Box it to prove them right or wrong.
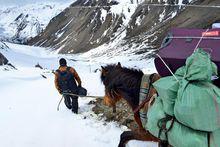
[55,58,82,114]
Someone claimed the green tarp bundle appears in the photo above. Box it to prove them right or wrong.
[146,96,208,147]
[211,129,220,147]
[174,48,220,132]
[177,48,217,82]
[147,96,167,140]
[175,80,220,131]
[153,76,179,116]
[153,48,220,131]
[147,48,220,146]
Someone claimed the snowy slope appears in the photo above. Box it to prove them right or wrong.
[0,42,157,147]
[0,1,73,43]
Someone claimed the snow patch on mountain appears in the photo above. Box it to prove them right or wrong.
[0,41,9,50]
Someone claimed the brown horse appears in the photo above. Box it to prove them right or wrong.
[100,63,168,147]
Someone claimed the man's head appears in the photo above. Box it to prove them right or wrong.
[59,58,67,66]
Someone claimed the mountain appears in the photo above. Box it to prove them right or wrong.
[0,1,73,44]
[28,0,220,57]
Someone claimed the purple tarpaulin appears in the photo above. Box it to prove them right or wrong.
[154,28,220,77]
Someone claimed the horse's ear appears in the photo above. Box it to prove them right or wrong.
[117,62,121,67]
[101,66,107,72]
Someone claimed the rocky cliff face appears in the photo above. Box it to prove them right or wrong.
[28,0,220,57]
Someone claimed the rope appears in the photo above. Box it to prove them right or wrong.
[156,29,214,81]
[57,95,64,111]
[194,29,209,52]
[56,93,103,111]
[155,54,179,82]
[62,92,103,99]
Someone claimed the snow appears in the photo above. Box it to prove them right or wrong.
[0,68,119,147]
[0,41,9,50]
[55,31,65,39]
[0,42,157,147]
[101,9,107,23]
[110,1,137,26]
[159,8,166,22]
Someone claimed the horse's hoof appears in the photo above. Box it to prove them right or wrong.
[159,141,169,147]
[118,131,131,147]
[118,143,125,147]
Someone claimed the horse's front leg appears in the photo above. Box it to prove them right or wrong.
[118,130,160,147]
[158,141,169,147]
[118,131,136,147]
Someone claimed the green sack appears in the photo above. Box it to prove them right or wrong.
[211,129,220,147]
[167,121,208,147]
[183,48,217,82]
[147,96,208,147]
[174,49,220,131]
[175,80,220,131]
[146,96,167,140]
[153,76,180,116]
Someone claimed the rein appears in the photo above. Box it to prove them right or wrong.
[57,92,103,111]
[62,92,103,99]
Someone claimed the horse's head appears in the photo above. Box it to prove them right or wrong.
[101,62,122,107]
[100,62,121,84]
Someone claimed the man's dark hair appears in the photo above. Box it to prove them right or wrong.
[59,58,67,66]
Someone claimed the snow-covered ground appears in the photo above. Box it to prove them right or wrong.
[0,42,157,147]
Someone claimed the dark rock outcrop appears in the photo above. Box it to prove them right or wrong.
[0,53,8,65]
[0,41,9,66]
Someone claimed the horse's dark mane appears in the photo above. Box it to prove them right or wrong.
[101,64,143,78]
[101,64,144,108]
